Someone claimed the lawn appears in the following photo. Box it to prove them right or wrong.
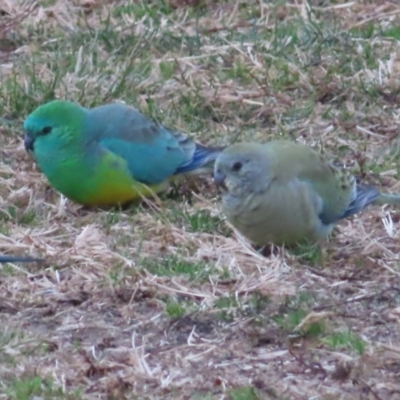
[1,0,400,399]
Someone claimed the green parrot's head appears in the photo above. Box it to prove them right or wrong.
[23,100,87,154]
[214,143,270,197]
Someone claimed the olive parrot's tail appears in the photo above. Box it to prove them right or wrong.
[341,184,381,219]
[374,192,400,206]
[343,185,400,219]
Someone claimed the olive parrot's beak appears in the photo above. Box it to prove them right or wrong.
[214,170,227,191]
[24,134,35,152]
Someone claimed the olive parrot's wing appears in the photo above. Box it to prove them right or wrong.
[262,141,379,224]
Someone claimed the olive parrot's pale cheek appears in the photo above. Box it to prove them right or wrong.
[225,177,235,192]
[225,177,244,197]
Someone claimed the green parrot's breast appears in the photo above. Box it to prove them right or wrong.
[34,141,165,206]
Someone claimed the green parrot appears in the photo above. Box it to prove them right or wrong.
[24,100,223,207]
[214,140,400,246]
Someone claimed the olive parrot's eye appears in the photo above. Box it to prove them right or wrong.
[232,161,243,171]
[41,126,52,135]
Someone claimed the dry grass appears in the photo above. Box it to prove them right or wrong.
[1,0,400,399]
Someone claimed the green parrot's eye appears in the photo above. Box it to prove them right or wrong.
[232,161,243,171]
[41,126,52,135]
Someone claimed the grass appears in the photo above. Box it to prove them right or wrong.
[323,329,367,356]
[1,0,400,398]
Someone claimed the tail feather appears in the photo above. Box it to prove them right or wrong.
[341,184,381,219]
[343,184,400,220]
[0,256,43,263]
[175,144,225,175]
[373,192,400,206]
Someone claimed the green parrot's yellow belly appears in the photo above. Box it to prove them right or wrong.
[82,179,139,206]
[82,178,167,207]
[43,151,168,207]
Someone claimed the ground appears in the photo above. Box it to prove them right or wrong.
[1,0,400,399]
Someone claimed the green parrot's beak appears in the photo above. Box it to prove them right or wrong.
[24,133,35,152]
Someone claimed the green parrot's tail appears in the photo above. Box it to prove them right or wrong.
[374,192,400,206]
[177,144,226,176]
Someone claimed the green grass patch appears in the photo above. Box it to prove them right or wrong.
[141,255,226,282]
[322,329,367,356]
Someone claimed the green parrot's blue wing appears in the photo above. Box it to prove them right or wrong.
[99,136,187,184]
[88,104,221,184]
